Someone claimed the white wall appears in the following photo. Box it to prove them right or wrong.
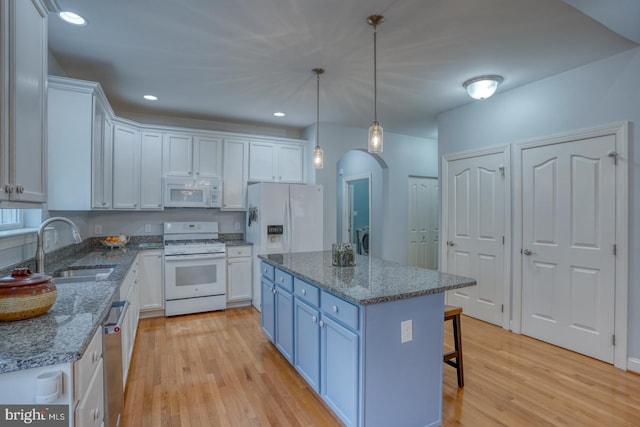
[438,47,640,362]
[308,123,438,263]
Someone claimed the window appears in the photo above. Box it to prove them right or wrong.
[0,209,24,231]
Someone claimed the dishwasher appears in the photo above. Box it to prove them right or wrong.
[103,300,128,427]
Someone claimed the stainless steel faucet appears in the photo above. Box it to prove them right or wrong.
[36,217,83,273]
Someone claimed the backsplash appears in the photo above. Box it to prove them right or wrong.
[0,233,245,278]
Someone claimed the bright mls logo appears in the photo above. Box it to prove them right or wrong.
[1,405,67,426]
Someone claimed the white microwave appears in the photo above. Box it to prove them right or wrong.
[163,177,222,208]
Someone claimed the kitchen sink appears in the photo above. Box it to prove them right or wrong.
[52,267,115,284]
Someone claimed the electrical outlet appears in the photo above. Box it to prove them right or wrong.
[401,320,413,343]
[94,225,102,235]
[145,224,152,233]
[234,222,241,231]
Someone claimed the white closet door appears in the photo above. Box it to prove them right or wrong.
[521,135,616,363]
[444,152,506,326]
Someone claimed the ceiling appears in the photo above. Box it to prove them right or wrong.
[46,0,639,140]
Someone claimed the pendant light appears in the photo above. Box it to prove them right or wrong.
[312,68,325,169]
[367,14,384,153]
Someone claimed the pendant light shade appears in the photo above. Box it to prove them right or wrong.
[367,14,384,153]
[312,68,325,169]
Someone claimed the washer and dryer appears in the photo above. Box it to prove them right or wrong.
[356,227,369,255]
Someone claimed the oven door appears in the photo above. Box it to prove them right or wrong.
[164,253,226,300]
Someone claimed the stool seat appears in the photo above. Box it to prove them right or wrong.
[444,305,464,387]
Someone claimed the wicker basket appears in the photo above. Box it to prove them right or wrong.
[0,268,57,321]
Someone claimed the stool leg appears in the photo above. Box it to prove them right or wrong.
[452,314,464,387]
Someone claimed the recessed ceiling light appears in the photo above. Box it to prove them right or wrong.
[58,11,87,26]
[273,112,285,117]
[143,95,158,101]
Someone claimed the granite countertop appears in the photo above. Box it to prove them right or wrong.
[0,245,143,375]
[259,251,476,305]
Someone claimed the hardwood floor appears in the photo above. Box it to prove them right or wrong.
[123,308,640,427]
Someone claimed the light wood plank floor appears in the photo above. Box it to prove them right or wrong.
[123,307,640,426]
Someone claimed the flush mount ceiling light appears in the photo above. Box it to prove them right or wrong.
[143,94,158,101]
[463,75,503,100]
[312,68,325,169]
[367,14,384,153]
[58,11,87,26]
[273,112,285,117]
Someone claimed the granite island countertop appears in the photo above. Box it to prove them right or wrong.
[259,251,476,305]
[0,246,142,374]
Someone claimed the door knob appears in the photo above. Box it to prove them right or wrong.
[447,240,455,247]
[523,249,533,255]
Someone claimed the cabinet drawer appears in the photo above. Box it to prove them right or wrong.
[321,292,359,331]
[74,328,103,401]
[227,245,252,258]
[260,261,274,281]
[294,278,319,307]
[274,269,293,292]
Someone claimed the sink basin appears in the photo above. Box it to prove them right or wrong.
[52,267,115,284]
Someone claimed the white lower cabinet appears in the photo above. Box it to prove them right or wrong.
[73,328,104,427]
[74,358,104,427]
[139,249,164,317]
[226,245,252,307]
[120,259,139,387]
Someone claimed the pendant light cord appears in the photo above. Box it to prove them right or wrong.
[373,25,378,123]
[316,71,320,149]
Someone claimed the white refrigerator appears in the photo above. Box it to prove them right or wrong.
[246,182,324,310]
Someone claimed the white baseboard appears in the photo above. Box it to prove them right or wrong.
[627,357,640,374]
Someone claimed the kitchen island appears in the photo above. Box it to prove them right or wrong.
[258,251,476,427]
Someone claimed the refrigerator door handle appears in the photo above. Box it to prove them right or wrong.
[283,199,290,253]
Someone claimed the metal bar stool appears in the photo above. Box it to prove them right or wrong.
[444,305,464,387]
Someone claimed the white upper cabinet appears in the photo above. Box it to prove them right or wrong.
[0,0,47,205]
[47,76,112,210]
[163,133,221,178]
[222,138,249,210]
[249,141,303,183]
[194,136,222,178]
[92,117,113,209]
[112,123,140,209]
[139,131,163,210]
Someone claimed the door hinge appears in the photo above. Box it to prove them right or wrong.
[501,304,504,313]
[612,334,616,346]
[607,151,618,165]
[613,244,617,256]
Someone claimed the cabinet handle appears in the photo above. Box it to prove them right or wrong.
[92,408,100,421]
[102,201,107,206]
[5,184,14,194]
[272,287,276,294]
[311,315,317,323]
[319,320,324,327]
[195,171,199,175]
[332,305,338,313]
[188,171,192,175]
[17,185,24,193]
[279,277,284,282]
[301,289,306,296]
[92,351,100,363]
